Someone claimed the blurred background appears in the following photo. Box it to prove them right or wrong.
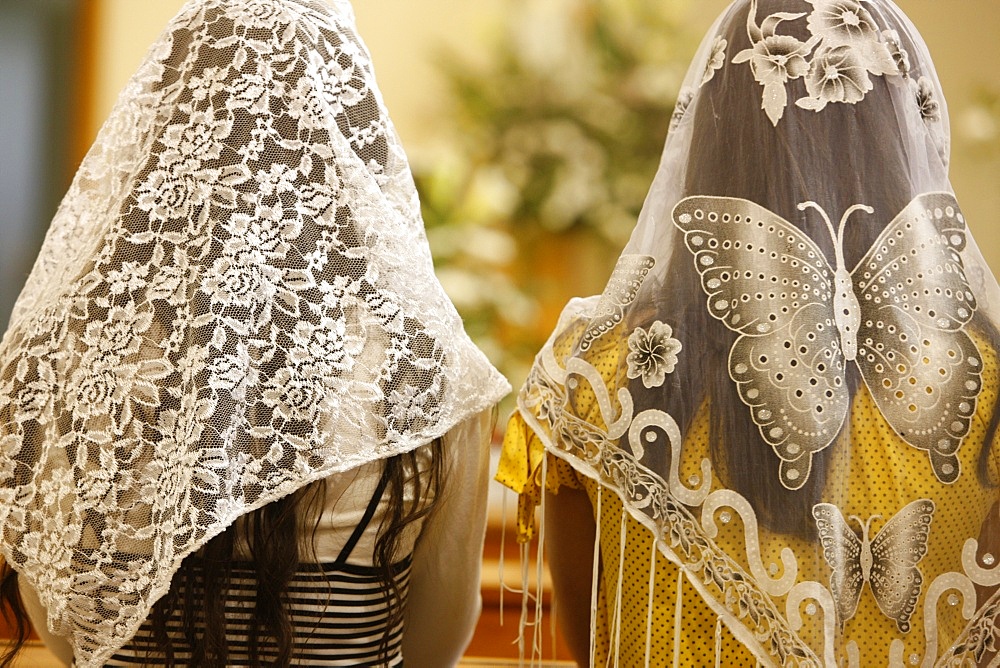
[1,0,999,661]
[2,0,999,394]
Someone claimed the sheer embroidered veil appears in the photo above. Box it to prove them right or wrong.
[0,0,508,665]
[512,0,1000,664]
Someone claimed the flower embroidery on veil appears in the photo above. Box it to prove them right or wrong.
[626,320,682,389]
[668,0,942,135]
[732,0,912,124]
[702,36,729,86]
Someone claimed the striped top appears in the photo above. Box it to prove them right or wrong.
[105,468,411,667]
[21,410,496,667]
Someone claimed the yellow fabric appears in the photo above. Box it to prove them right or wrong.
[496,328,1000,665]
[499,416,759,665]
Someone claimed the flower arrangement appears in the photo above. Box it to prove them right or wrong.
[410,0,1000,393]
[412,0,701,388]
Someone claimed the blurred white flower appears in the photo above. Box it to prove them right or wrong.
[436,267,491,310]
[960,106,999,143]
[465,227,518,265]
[468,167,520,222]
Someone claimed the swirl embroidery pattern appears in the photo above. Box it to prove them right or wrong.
[520,356,822,667]
[517,286,1000,665]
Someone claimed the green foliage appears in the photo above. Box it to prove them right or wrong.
[414,0,700,387]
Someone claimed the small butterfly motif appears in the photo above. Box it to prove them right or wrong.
[812,499,934,632]
[672,193,982,489]
[580,255,655,352]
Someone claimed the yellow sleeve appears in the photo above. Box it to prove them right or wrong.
[496,318,624,542]
[496,412,581,542]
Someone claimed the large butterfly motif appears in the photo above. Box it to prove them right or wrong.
[812,499,935,632]
[672,193,982,489]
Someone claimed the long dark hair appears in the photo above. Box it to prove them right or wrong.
[0,441,442,667]
[630,0,1000,537]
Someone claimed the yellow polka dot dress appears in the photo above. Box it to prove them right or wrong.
[497,317,1000,666]
[495,2,1000,665]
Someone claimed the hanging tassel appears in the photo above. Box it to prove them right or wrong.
[610,510,627,668]
[518,540,531,664]
[644,539,657,668]
[499,486,509,626]
[532,455,549,664]
[590,487,602,668]
[672,569,684,668]
[715,617,722,668]
[502,484,540,665]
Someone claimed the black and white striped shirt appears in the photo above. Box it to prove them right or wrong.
[105,469,411,667]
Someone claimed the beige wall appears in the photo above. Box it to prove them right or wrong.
[91,0,506,150]
[91,0,1000,267]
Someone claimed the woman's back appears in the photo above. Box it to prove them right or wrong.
[0,0,509,665]
[498,0,1000,664]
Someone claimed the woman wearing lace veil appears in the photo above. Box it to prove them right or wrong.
[0,0,509,666]
[497,0,1000,665]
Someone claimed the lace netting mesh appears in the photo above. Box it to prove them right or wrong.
[0,1,507,665]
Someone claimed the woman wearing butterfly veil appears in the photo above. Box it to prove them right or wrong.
[497,0,1000,665]
[0,0,509,666]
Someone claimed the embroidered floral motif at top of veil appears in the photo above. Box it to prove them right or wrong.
[730,0,916,125]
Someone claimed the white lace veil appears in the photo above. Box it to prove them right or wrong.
[514,0,1000,663]
[0,0,508,665]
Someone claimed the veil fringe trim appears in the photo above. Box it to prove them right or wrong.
[503,341,1000,666]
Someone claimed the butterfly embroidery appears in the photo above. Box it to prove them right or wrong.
[580,255,655,352]
[672,193,982,489]
[812,499,934,632]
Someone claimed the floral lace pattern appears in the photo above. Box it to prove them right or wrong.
[702,36,729,86]
[731,0,916,124]
[0,1,507,665]
[940,587,1000,665]
[916,76,941,123]
[669,1,946,135]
